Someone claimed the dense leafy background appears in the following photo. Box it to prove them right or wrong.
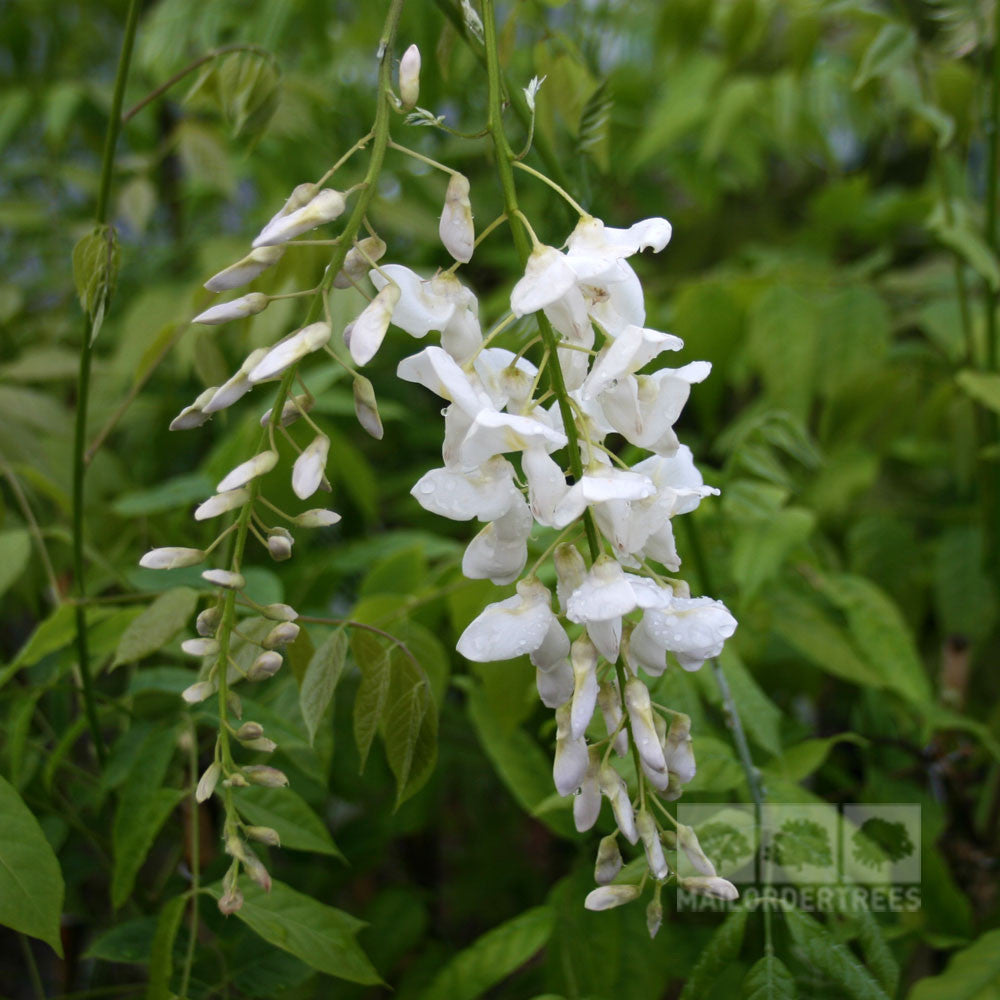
[1,0,999,997]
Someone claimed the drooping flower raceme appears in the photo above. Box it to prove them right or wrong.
[351,203,738,925]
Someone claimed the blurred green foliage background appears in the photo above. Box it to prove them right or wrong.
[1,0,1000,997]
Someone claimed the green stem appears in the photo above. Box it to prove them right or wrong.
[19,934,45,1000]
[179,722,201,999]
[71,0,140,766]
[480,0,599,561]
[984,1,1000,576]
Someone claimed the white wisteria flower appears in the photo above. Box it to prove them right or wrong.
[193,293,269,326]
[217,451,278,493]
[410,456,521,522]
[139,546,205,570]
[439,173,475,263]
[456,578,556,662]
[629,596,738,674]
[349,284,401,365]
[194,487,252,521]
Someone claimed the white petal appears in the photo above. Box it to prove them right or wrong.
[584,885,641,911]
[349,285,400,366]
[397,345,492,416]
[205,245,285,292]
[456,579,554,662]
[410,458,519,521]
[195,487,251,521]
[370,265,462,336]
[536,659,574,708]
[570,635,599,739]
[523,446,569,527]
[292,435,330,500]
[574,751,602,832]
[461,498,532,585]
[139,546,204,570]
[530,619,571,671]
[510,245,577,316]
[458,409,567,467]
[566,557,638,623]
[193,293,269,326]
[249,322,331,383]
[217,450,278,493]
[253,188,346,247]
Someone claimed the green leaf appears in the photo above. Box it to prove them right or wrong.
[0,774,65,955]
[467,684,574,838]
[384,647,438,807]
[929,208,1000,290]
[299,628,348,745]
[211,879,381,985]
[742,954,796,1000]
[765,733,867,783]
[111,587,199,669]
[853,23,916,90]
[84,916,158,964]
[111,726,181,909]
[2,605,115,685]
[0,528,30,598]
[352,629,392,771]
[770,589,883,689]
[420,906,555,1000]
[956,369,1000,415]
[147,894,187,1000]
[730,506,815,599]
[849,907,899,997]
[232,786,343,859]
[909,928,1000,999]
[815,573,931,705]
[784,909,889,1000]
[72,223,120,342]
[679,908,748,1000]
[112,474,214,517]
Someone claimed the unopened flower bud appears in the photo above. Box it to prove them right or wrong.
[334,236,387,288]
[594,834,623,885]
[140,547,205,570]
[181,638,219,657]
[247,650,283,681]
[223,772,249,787]
[597,680,628,757]
[399,44,421,110]
[217,451,278,493]
[242,852,272,892]
[262,602,298,621]
[246,825,281,847]
[202,569,246,590]
[646,896,663,939]
[679,876,739,901]
[181,680,216,705]
[204,348,269,413]
[665,712,696,785]
[194,487,251,521]
[244,765,289,788]
[599,763,637,844]
[260,392,312,428]
[349,284,399,366]
[570,634,599,740]
[196,606,221,637]
[263,622,300,649]
[253,188,346,248]
[439,172,474,263]
[636,809,669,880]
[266,527,294,561]
[241,736,278,753]
[249,322,331,383]
[584,885,641,911]
[217,888,244,915]
[235,722,264,741]
[294,508,342,528]
[553,702,589,796]
[193,292,269,326]
[169,386,217,431]
[292,434,330,500]
[352,374,383,440]
[196,761,221,803]
[204,245,285,293]
[677,824,717,877]
[574,750,602,833]
[624,678,667,774]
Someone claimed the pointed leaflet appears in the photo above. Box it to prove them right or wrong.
[0,775,65,956]
[352,629,392,770]
[298,627,348,744]
[146,894,187,1000]
[384,646,438,806]
[232,786,343,859]
[111,587,198,669]
[742,954,796,1000]
[420,906,554,1000]
[210,879,381,985]
[111,725,181,908]
[909,928,1000,1000]
[783,909,889,1000]
[679,908,748,1000]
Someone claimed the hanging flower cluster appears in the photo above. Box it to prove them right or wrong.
[348,179,740,925]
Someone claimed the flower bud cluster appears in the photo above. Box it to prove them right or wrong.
[349,177,739,919]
